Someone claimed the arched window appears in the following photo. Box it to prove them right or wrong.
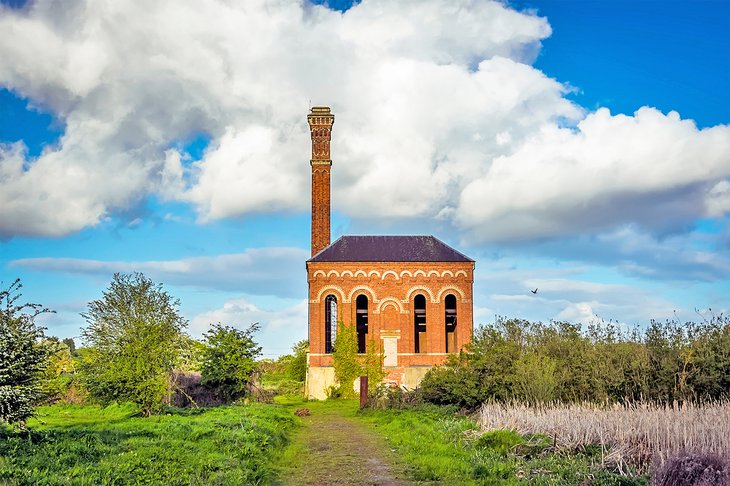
[414,294,426,353]
[325,295,337,353]
[445,294,457,353]
[355,294,368,354]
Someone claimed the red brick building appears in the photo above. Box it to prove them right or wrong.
[305,107,475,399]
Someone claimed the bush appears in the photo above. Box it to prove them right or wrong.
[330,321,385,399]
[287,340,308,382]
[200,323,262,402]
[0,279,53,426]
[80,273,188,416]
[417,315,730,408]
[473,430,525,456]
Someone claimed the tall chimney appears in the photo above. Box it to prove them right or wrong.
[308,106,335,256]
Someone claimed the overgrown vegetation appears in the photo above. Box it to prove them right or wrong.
[200,322,262,402]
[330,321,385,398]
[419,316,730,409]
[358,402,647,485]
[478,401,730,476]
[80,273,189,416]
[260,340,309,397]
[0,279,53,426]
[0,403,296,484]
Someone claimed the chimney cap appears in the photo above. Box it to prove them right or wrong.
[310,106,331,114]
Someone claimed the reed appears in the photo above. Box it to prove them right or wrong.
[478,401,730,474]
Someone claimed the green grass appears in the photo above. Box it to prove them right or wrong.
[0,403,298,485]
[0,398,652,485]
[356,404,649,485]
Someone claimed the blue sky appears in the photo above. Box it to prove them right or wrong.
[1,0,729,356]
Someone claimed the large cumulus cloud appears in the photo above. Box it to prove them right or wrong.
[0,0,728,245]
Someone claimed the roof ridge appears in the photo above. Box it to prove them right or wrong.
[307,234,473,263]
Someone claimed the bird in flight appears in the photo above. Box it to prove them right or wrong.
[531,288,538,294]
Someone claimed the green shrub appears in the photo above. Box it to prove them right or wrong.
[331,322,385,399]
[200,323,262,402]
[417,315,730,408]
[474,430,525,456]
[80,273,188,416]
[287,340,308,383]
[0,279,53,426]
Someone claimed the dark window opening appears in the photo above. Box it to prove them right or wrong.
[356,294,368,354]
[414,294,426,353]
[445,294,457,353]
[325,295,337,353]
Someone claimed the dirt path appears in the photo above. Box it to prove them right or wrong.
[277,403,412,485]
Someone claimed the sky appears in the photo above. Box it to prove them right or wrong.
[1,0,729,356]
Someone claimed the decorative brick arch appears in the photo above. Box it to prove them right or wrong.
[413,270,427,278]
[313,270,326,278]
[382,270,399,280]
[314,285,346,303]
[441,270,454,278]
[376,297,405,314]
[404,285,437,304]
[367,270,381,278]
[427,270,440,278]
[436,286,466,302]
[399,270,413,278]
[347,285,378,303]
[326,270,340,278]
[455,270,468,278]
[354,270,367,277]
[341,270,353,278]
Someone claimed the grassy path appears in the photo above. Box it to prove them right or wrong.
[277,401,412,485]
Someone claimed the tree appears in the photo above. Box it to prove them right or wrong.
[331,321,385,399]
[287,340,309,382]
[0,279,53,426]
[200,323,262,402]
[80,273,188,416]
[62,337,76,356]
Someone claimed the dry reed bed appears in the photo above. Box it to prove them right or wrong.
[478,401,730,473]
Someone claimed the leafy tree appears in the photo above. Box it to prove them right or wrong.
[331,321,361,398]
[200,323,262,402]
[0,279,53,426]
[331,321,385,399]
[80,273,188,416]
[287,339,309,382]
[62,337,76,356]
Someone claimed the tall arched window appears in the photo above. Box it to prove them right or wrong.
[355,294,368,354]
[445,294,457,353]
[414,294,426,353]
[325,295,337,353]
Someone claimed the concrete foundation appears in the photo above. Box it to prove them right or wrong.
[305,362,434,399]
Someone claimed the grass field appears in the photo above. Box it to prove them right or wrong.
[358,403,648,485]
[0,403,297,485]
[0,399,674,485]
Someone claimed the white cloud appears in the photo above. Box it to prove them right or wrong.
[0,0,728,248]
[10,247,307,298]
[0,0,563,237]
[190,297,308,356]
[458,108,730,243]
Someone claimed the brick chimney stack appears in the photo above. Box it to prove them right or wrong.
[308,106,335,256]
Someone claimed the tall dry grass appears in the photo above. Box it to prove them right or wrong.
[478,401,730,474]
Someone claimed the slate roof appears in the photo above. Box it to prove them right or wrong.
[308,236,473,263]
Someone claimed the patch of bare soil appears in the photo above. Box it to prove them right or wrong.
[278,406,412,485]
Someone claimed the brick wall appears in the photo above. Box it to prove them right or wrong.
[306,260,474,369]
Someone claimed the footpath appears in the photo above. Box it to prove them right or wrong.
[277,402,412,486]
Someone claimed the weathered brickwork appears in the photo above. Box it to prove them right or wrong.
[308,107,334,256]
[307,260,474,363]
[304,107,475,398]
